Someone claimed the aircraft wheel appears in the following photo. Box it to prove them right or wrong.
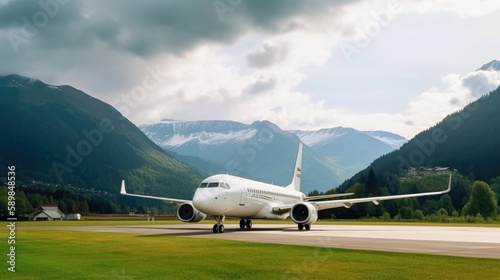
[298,224,304,230]
[246,220,252,229]
[305,224,310,230]
[218,225,225,233]
[239,219,246,229]
[213,224,219,233]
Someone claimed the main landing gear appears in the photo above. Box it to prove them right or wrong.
[298,224,311,231]
[213,215,225,233]
[239,219,252,230]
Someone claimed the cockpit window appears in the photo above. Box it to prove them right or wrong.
[224,183,231,189]
[198,183,208,188]
[207,182,219,188]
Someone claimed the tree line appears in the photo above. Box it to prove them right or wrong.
[0,184,174,220]
[312,172,499,222]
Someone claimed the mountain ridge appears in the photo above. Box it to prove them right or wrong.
[0,74,202,203]
[477,60,500,71]
[335,84,500,194]
[140,119,406,192]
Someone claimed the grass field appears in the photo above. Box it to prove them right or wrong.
[1,224,500,279]
[13,218,500,228]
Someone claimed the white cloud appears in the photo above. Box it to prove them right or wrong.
[121,0,500,141]
[403,70,500,137]
[400,0,500,18]
[246,40,282,68]
[3,0,500,140]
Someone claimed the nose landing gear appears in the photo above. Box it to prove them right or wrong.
[212,215,225,233]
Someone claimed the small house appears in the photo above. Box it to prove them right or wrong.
[29,205,64,221]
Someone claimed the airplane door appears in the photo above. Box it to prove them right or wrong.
[239,187,247,206]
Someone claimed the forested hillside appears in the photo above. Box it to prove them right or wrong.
[318,86,500,220]
[0,75,203,215]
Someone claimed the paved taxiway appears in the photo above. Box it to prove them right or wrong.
[25,224,500,259]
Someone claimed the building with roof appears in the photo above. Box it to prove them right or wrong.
[65,213,81,220]
[29,205,64,221]
[401,166,458,179]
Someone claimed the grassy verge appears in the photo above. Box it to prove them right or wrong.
[1,229,499,279]
[10,218,500,228]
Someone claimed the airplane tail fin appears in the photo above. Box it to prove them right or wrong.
[286,143,303,192]
[120,180,127,194]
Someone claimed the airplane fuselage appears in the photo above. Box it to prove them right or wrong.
[193,174,304,220]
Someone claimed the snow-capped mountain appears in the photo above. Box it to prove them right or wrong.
[141,120,344,193]
[477,60,500,71]
[362,131,408,149]
[290,127,406,176]
[140,120,406,193]
[290,128,406,150]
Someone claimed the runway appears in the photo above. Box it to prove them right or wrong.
[25,223,500,259]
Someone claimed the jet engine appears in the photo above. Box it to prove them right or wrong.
[177,202,206,222]
[290,202,318,225]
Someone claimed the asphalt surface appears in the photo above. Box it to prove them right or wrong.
[25,223,500,259]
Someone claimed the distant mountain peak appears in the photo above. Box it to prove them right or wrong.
[477,60,500,71]
[0,74,42,87]
[0,74,71,93]
[289,127,406,149]
[1,73,34,80]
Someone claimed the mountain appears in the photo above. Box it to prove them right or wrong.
[477,60,500,71]
[290,127,406,174]
[140,120,345,193]
[336,84,500,194]
[140,120,406,193]
[0,74,202,201]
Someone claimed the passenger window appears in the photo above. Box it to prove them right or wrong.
[208,182,219,188]
[198,183,208,188]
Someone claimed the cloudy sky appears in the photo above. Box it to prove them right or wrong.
[1,0,500,138]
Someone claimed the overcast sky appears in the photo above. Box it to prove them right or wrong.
[1,0,500,138]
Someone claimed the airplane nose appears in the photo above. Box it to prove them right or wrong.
[193,189,213,214]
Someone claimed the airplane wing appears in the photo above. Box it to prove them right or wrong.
[273,174,452,213]
[314,174,452,211]
[304,193,355,201]
[120,180,190,205]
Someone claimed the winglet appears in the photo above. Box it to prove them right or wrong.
[120,180,127,194]
[446,174,452,192]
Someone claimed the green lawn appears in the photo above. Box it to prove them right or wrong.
[13,218,500,228]
[1,228,499,279]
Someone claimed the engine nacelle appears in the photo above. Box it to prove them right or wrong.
[290,202,318,225]
[177,202,206,223]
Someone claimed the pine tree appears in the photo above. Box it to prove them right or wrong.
[462,181,497,219]
[365,169,379,196]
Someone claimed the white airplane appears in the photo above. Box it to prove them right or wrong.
[120,143,452,233]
